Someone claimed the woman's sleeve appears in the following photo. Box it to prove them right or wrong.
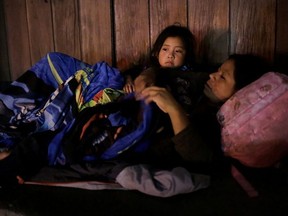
[171,124,213,163]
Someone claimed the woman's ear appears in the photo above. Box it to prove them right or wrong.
[166,85,172,92]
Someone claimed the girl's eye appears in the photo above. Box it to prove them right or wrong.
[175,49,183,53]
[161,47,168,51]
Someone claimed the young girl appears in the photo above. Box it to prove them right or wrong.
[123,24,196,94]
[124,24,208,114]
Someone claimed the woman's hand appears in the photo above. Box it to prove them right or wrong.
[141,86,178,113]
[141,86,190,134]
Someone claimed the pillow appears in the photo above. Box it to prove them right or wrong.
[217,72,288,167]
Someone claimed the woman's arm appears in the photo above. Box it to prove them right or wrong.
[141,86,189,135]
[141,86,212,162]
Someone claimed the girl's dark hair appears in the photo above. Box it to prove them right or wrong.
[228,54,269,90]
[150,24,196,68]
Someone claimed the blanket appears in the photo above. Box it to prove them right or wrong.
[0,52,124,165]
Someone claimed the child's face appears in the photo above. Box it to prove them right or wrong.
[204,59,236,103]
[158,37,186,68]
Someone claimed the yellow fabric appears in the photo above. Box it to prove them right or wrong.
[74,69,124,111]
[47,53,63,85]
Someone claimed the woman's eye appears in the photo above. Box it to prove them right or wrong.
[161,48,168,51]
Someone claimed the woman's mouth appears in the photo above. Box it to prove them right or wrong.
[205,81,212,91]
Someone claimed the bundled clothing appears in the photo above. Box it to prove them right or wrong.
[0,52,125,182]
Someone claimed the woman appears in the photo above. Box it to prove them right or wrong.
[140,54,269,167]
[112,54,272,198]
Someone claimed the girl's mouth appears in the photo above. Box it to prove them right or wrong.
[165,61,173,66]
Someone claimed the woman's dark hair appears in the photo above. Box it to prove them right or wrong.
[138,66,169,88]
[228,54,269,90]
[150,24,196,68]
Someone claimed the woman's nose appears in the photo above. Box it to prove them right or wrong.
[210,71,221,80]
[209,72,217,80]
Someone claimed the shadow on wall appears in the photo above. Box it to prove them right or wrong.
[198,29,229,67]
[116,54,149,73]
[275,53,288,74]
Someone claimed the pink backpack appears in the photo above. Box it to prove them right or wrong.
[217,72,288,168]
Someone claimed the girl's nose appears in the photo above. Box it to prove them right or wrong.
[168,51,174,58]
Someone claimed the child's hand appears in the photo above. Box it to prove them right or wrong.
[123,82,135,93]
[123,75,135,93]
[0,149,11,160]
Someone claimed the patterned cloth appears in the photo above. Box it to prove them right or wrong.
[0,52,124,165]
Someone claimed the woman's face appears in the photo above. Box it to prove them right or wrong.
[204,59,236,103]
[158,36,186,68]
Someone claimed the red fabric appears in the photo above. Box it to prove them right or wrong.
[231,165,258,198]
